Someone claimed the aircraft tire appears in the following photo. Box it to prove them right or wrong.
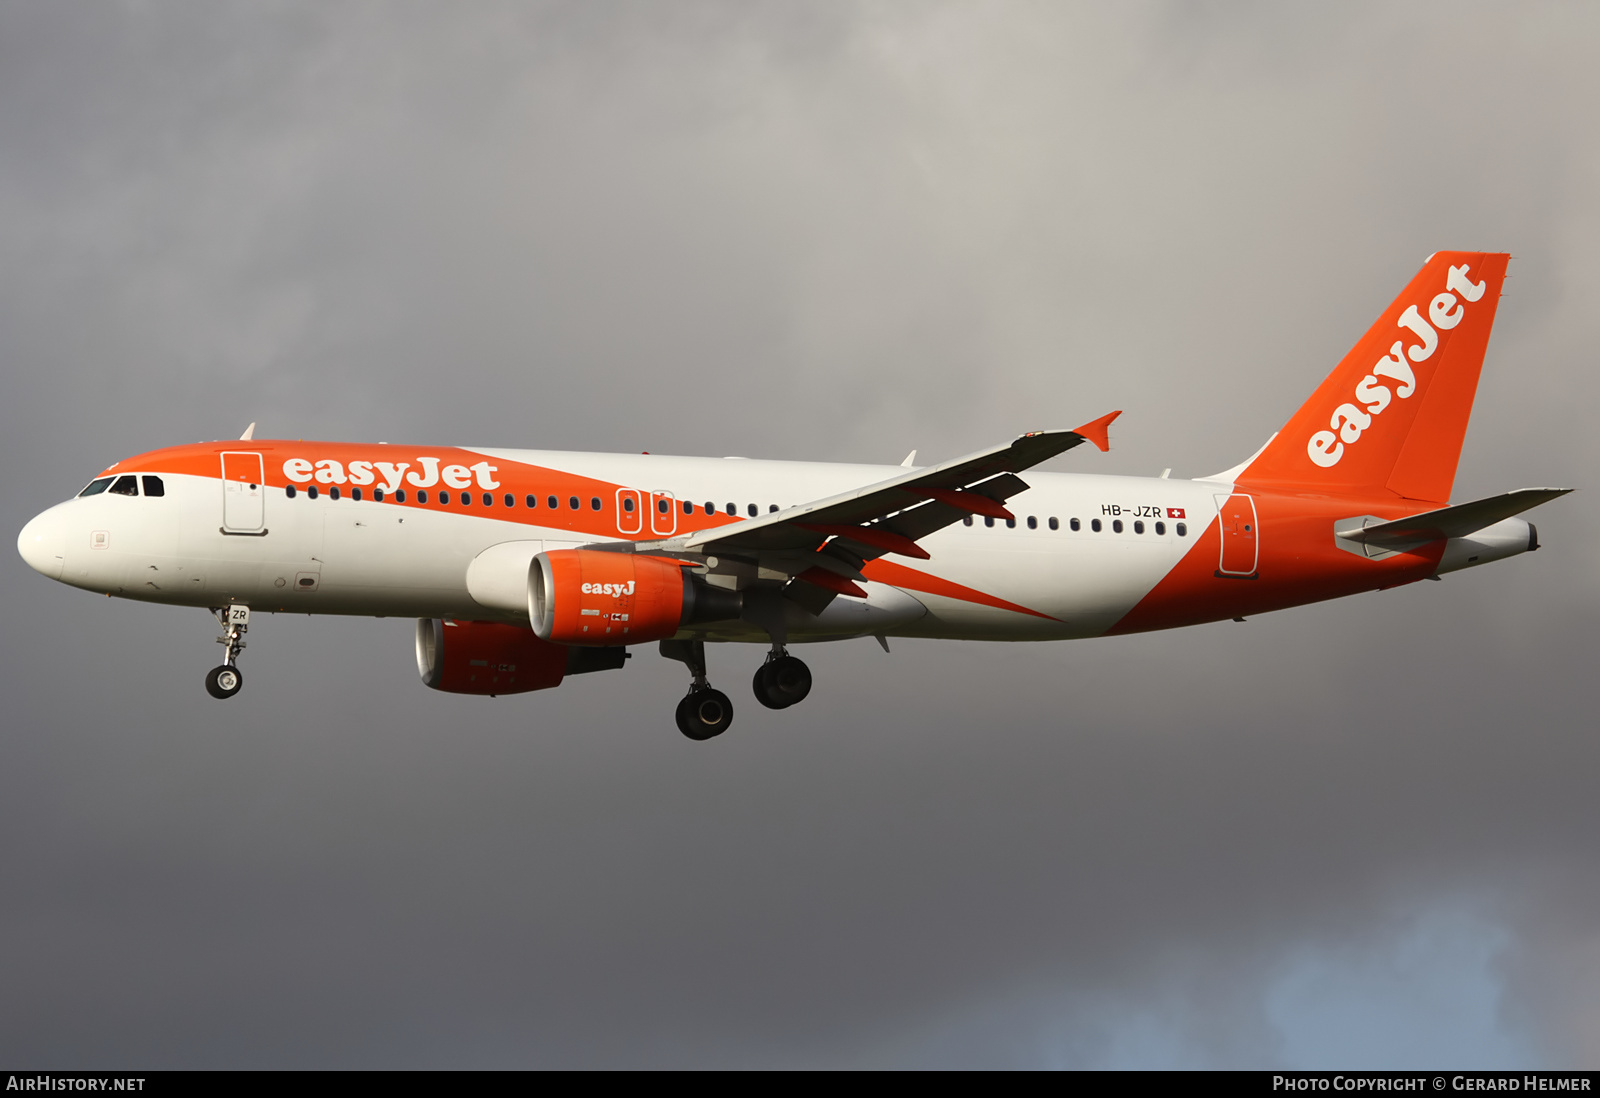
[676,688,733,741]
[754,655,811,710]
[206,665,243,700]
[753,663,788,709]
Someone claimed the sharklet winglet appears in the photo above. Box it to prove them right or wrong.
[1071,410,1122,453]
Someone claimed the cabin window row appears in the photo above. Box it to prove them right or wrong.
[285,486,603,507]
[75,476,1187,539]
[962,514,1188,537]
[282,485,784,516]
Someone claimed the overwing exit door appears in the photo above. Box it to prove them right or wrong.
[650,491,677,536]
[221,452,266,534]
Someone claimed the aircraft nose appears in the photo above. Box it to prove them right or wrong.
[17,506,67,580]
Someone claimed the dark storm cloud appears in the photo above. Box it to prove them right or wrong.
[1,1,1597,1067]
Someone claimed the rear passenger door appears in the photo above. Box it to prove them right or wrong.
[1214,493,1258,577]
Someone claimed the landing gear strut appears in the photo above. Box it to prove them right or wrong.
[206,605,248,700]
[660,639,733,741]
[752,647,812,710]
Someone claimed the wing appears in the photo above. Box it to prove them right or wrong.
[637,412,1121,600]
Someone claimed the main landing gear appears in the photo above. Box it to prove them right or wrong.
[661,639,734,742]
[659,640,816,741]
[752,648,812,710]
[206,605,249,700]
[675,689,734,742]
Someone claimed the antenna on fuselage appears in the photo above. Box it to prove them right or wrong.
[239,422,256,441]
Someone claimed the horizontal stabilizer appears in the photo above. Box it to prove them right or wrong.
[1336,488,1572,549]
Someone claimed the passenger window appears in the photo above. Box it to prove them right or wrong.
[503,494,512,507]
[308,485,320,499]
[374,488,385,502]
[78,477,114,497]
[1176,522,1187,537]
[439,492,450,505]
[1133,520,1144,534]
[547,495,558,509]
[747,503,758,517]
[704,502,715,514]
[569,496,580,510]
[683,500,694,515]
[141,476,165,497]
[1091,518,1102,532]
[591,497,602,511]
[1005,517,1016,528]
[623,497,635,513]
[658,499,669,514]
[984,516,995,528]
[725,503,736,516]
[395,490,406,503]
[1155,521,1165,535]
[415,490,425,503]
[1070,518,1081,531]
[526,495,536,508]
[1048,517,1058,531]
[963,515,973,526]
[769,505,778,513]
[109,475,138,496]
[484,493,493,506]
[286,485,298,499]
[1027,516,1037,530]
[330,487,341,500]
[459,492,469,505]
[1113,519,1123,533]
[351,488,362,501]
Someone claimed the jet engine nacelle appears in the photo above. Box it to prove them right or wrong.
[531,549,737,646]
[415,618,616,695]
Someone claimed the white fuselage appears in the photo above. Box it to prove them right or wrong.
[20,448,1224,643]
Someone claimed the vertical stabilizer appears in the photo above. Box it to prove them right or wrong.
[1236,251,1508,504]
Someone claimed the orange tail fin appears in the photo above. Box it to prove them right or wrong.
[1236,251,1509,504]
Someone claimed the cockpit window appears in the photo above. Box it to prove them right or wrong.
[108,475,139,496]
[141,476,165,497]
[78,477,114,497]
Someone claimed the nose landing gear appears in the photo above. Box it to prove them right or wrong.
[205,605,249,699]
[752,649,812,710]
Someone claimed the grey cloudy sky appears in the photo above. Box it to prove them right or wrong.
[2,1,1597,1068]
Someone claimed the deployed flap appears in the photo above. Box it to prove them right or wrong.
[652,423,1117,561]
[1336,488,1571,549]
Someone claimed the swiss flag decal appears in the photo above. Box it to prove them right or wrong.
[1167,507,1186,519]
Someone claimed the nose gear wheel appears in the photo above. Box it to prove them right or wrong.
[206,665,243,699]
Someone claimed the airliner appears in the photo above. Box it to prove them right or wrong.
[16,251,1570,740]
